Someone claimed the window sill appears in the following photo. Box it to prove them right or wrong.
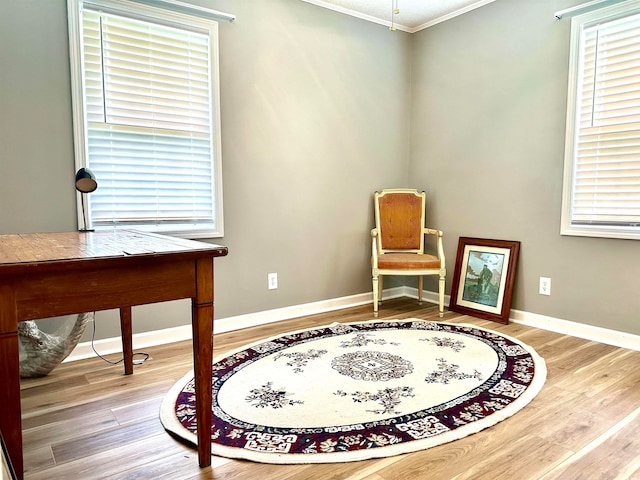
[561,224,640,241]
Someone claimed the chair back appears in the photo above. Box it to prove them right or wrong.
[374,189,425,253]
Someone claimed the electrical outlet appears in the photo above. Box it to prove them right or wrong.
[539,277,551,296]
[268,272,278,290]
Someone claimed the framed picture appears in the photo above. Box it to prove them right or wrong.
[449,237,520,324]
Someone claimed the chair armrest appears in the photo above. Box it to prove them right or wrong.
[423,228,446,268]
[424,228,443,237]
[371,228,379,268]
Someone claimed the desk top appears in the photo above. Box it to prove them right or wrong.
[0,230,227,269]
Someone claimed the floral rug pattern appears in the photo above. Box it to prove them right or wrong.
[161,319,546,463]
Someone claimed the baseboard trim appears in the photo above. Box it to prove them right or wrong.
[412,287,640,351]
[65,287,407,363]
[66,286,640,363]
[404,287,640,351]
[509,308,640,352]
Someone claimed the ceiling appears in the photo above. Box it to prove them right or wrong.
[301,0,497,33]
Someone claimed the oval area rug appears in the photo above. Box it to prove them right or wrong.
[160,319,546,463]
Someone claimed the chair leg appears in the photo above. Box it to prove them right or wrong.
[372,273,379,317]
[378,276,383,304]
[439,273,445,318]
[418,276,423,305]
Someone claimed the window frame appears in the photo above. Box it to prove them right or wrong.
[67,0,224,239]
[561,0,640,240]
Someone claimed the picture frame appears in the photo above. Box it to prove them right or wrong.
[449,237,520,324]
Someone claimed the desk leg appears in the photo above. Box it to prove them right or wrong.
[192,257,213,467]
[0,333,23,480]
[119,307,133,375]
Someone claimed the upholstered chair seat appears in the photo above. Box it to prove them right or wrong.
[376,253,441,270]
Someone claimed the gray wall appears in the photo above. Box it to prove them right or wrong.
[410,0,640,335]
[0,0,411,339]
[2,0,639,341]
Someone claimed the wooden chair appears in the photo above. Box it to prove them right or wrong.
[371,189,446,317]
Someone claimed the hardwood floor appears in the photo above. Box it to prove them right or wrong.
[20,298,640,479]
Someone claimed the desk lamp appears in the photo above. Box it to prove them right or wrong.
[75,167,97,232]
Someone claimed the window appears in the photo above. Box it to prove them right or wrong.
[67,0,223,238]
[561,0,640,240]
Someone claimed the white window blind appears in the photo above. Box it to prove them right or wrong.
[68,0,223,238]
[562,0,640,239]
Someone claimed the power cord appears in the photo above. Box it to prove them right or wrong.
[90,314,150,366]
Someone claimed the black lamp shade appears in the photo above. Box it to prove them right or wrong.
[75,168,98,193]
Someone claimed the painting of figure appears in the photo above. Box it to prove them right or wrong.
[461,250,505,308]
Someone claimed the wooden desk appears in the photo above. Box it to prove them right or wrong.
[0,230,228,479]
